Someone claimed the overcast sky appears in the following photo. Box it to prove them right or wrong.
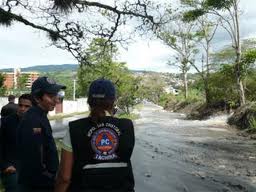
[0,0,256,73]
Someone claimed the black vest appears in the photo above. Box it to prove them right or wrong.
[68,116,135,192]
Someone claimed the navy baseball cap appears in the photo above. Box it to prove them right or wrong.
[31,76,66,95]
[89,79,116,99]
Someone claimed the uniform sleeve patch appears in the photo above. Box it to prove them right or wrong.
[33,128,42,134]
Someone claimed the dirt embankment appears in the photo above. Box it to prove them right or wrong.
[164,100,230,120]
[164,100,256,136]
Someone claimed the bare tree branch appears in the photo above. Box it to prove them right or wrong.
[0,0,165,63]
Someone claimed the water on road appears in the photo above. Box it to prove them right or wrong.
[51,103,256,192]
[132,103,256,192]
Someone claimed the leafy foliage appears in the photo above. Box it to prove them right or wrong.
[0,0,162,61]
[138,73,167,104]
[17,74,29,89]
[0,8,13,26]
[228,102,256,130]
[78,38,141,113]
[200,65,239,105]
[183,9,205,22]
[203,0,233,10]
[157,18,198,99]
[239,49,256,78]
[0,73,6,95]
[248,116,256,133]
[0,73,5,88]
[244,70,256,102]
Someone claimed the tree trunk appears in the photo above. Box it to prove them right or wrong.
[234,1,246,105]
[126,105,130,114]
[205,44,211,105]
[235,62,246,105]
[183,72,188,99]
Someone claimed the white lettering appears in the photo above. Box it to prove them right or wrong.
[87,126,97,137]
[97,123,105,128]
[101,139,110,145]
[105,123,121,135]
[95,154,117,160]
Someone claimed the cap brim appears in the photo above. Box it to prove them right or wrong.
[44,84,66,94]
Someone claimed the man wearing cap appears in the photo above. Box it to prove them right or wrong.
[17,76,66,192]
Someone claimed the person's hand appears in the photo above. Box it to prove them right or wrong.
[3,166,16,174]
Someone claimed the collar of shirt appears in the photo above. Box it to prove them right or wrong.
[33,105,48,116]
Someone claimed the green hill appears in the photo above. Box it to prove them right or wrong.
[0,64,78,73]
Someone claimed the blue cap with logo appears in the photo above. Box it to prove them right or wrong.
[31,76,66,95]
[89,79,116,99]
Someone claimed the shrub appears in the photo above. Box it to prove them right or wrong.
[228,102,256,130]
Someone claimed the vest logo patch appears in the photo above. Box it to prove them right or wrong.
[91,128,119,160]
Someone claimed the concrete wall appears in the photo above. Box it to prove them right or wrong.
[49,98,89,116]
[62,98,88,114]
[0,97,13,109]
[0,97,89,116]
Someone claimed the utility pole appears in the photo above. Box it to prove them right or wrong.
[72,71,77,101]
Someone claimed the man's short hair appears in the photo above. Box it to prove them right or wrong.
[18,94,33,103]
[8,95,15,102]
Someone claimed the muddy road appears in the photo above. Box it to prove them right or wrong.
[132,103,256,192]
[51,103,256,191]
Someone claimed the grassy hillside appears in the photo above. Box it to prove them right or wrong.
[0,64,78,73]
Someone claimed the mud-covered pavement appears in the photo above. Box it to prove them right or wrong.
[132,102,256,192]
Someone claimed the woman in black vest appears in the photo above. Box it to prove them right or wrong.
[55,79,135,192]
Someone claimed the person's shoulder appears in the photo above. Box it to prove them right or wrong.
[24,106,39,116]
[4,113,18,122]
[1,104,8,109]
[6,102,16,107]
[20,107,42,125]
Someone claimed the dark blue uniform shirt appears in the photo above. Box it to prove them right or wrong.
[17,105,59,188]
[0,114,20,171]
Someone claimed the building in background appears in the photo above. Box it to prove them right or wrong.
[3,68,39,89]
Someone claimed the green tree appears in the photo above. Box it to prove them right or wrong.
[203,49,256,106]
[0,73,6,95]
[245,70,256,101]
[183,0,245,105]
[157,18,198,99]
[78,38,141,113]
[210,39,256,103]
[138,73,167,104]
[183,13,219,105]
[208,65,238,105]
[17,74,29,90]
